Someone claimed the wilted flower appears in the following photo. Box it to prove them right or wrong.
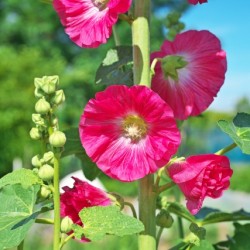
[151,30,227,120]
[167,154,233,215]
[53,0,132,48]
[79,85,181,182]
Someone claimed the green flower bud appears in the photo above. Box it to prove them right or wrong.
[35,98,51,114]
[31,154,42,168]
[38,164,54,181]
[34,87,44,98]
[156,210,174,228]
[30,127,42,140]
[50,114,58,126]
[39,186,52,199]
[51,90,65,106]
[49,131,66,148]
[61,216,73,233]
[32,114,46,127]
[43,151,54,165]
[32,168,39,174]
[34,77,44,88]
[40,75,59,95]
[168,12,181,24]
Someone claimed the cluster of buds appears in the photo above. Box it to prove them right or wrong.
[164,11,185,41]
[30,76,66,190]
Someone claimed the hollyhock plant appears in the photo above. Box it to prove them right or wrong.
[79,85,181,182]
[188,0,207,4]
[53,0,132,48]
[167,154,233,215]
[60,177,111,241]
[151,30,227,120]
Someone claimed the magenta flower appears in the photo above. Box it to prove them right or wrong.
[53,0,131,48]
[60,177,111,241]
[188,0,207,4]
[79,85,181,182]
[168,154,233,215]
[151,30,227,120]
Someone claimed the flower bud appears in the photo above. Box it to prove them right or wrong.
[31,154,42,168]
[40,75,59,95]
[35,98,51,114]
[51,90,65,106]
[34,77,44,88]
[43,151,54,165]
[40,186,52,199]
[34,87,44,98]
[32,114,46,127]
[49,131,66,148]
[50,114,58,126]
[32,168,39,174]
[156,210,174,228]
[61,216,73,233]
[30,127,42,140]
[38,164,54,181]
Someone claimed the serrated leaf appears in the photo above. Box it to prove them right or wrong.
[95,46,133,86]
[218,112,250,154]
[167,202,196,223]
[62,128,101,181]
[0,184,40,249]
[73,206,144,241]
[198,208,250,226]
[0,168,42,189]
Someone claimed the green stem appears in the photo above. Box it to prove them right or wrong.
[119,14,133,25]
[177,217,184,238]
[215,142,237,155]
[53,153,61,250]
[35,218,54,224]
[112,26,120,46]
[17,240,24,250]
[60,233,75,249]
[156,227,164,248]
[157,181,175,194]
[132,0,151,87]
[138,175,157,250]
[124,201,137,218]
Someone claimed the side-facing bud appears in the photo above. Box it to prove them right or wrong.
[30,127,42,140]
[156,209,174,228]
[49,131,66,148]
[31,154,42,168]
[51,90,65,106]
[35,98,51,114]
[61,216,73,234]
[38,164,54,181]
[32,114,46,127]
[38,75,59,95]
[43,151,54,165]
[39,186,52,199]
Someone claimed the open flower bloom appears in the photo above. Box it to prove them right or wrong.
[79,85,181,182]
[167,154,233,215]
[188,0,207,4]
[53,0,131,48]
[151,30,227,120]
[60,177,111,241]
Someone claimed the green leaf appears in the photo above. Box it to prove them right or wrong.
[198,208,250,226]
[167,202,196,223]
[95,46,133,86]
[0,184,40,249]
[191,240,214,250]
[62,128,101,181]
[214,222,250,250]
[73,206,144,241]
[218,112,250,154]
[0,168,42,189]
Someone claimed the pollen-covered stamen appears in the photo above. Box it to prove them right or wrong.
[92,0,109,10]
[122,115,147,141]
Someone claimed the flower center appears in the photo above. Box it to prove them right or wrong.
[161,55,188,81]
[92,0,109,10]
[122,115,147,142]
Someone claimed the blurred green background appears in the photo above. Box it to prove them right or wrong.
[1,0,250,249]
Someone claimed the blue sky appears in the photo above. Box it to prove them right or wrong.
[181,0,250,112]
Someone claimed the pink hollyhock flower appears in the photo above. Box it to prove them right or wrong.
[60,177,111,241]
[151,30,227,120]
[79,85,181,182]
[168,154,233,215]
[188,0,207,4]
[53,0,131,48]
